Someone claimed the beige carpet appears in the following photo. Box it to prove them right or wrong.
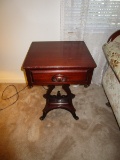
[0,83,120,160]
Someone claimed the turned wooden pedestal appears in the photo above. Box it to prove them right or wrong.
[40,84,79,120]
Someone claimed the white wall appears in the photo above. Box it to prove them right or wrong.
[0,0,60,83]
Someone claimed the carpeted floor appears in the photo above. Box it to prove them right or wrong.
[0,83,120,160]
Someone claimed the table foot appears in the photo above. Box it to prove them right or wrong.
[39,113,47,120]
[72,113,79,120]
[84,84,89,88]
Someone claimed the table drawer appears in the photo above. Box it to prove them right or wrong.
[30,70,88,85]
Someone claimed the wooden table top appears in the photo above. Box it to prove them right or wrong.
[22,41,96,70]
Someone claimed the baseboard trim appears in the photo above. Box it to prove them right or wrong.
[0,78,26,83]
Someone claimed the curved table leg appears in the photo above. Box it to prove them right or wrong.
[62,84,75,98]
[43,85,55,98]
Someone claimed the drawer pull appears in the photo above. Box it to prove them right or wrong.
[52,74,67,82]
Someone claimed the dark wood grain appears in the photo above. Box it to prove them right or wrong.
[22,41,96,120]
[108,30,120,42]
[22,41,96,70]
[22,41,96,87]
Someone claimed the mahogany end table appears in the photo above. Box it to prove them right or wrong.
[22,41,96,120]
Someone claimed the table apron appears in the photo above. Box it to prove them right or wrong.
[25,69,94,86]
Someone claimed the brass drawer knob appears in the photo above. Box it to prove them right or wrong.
[52,74,67,82]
